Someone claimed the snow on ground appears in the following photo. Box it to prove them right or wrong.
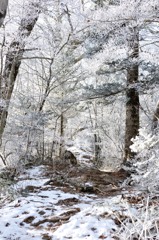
[0,166,118,239]
[15,165,50,191]
[0,165,151,240]
[0,192,119,240]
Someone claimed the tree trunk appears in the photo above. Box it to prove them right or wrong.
[124,27,140,161]
[94,133,101,164]
[59,112,64,158]
[0,1,41,144]
[0,0,8,27]
[152,101,159,130]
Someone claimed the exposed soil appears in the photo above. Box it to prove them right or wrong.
[1,164,159,240]
[41,162,130,197]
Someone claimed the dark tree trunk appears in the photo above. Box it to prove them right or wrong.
[152,102,159,130]
[59,113,64,158]
[94,133,101,165]
[124,27,140,161]
[0,0,8,27]
[0,1,41,143]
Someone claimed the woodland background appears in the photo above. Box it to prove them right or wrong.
[0,0,159,184]
[0,1,159,239]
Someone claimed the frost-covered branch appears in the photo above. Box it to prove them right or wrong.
[0,0,41,143]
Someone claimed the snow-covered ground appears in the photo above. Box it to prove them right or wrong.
[0,166,158,240]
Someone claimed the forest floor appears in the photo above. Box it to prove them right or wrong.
[42,162,130,196]
[0,164,158,240]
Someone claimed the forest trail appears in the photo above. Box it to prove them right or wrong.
[42,163,130,197]
[0,165,131,239]
[0,165,156,240]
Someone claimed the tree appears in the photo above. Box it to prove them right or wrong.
[124,27,139,161]
[82,0,159,162]
[2,1,87,164]
[152,101,159,130]
[1,0,159,169]
[0,0,8,27]
[0,0,41,144]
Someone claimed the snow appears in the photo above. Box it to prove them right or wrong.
[53,214,116,240]
[0,191,119,240]
[0,164,158,240]
[0,165,123,240]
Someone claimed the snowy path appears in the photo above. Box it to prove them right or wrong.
[0,165,152,240]
[0,166,121,239]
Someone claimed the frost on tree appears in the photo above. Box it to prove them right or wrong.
[0,0,8,27]
[0,0,41,144]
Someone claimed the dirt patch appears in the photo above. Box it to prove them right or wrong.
[43,164,130,197]
[56,197,80,206]
[23,216,36,224]
[32,208,80,227]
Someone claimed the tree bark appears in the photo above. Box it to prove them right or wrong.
[94,133,101,164]
[59,112,64,158]
[0,1,41,144]
[0,0,8,27]
[124,27,140,161]
[152,101,159,130]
